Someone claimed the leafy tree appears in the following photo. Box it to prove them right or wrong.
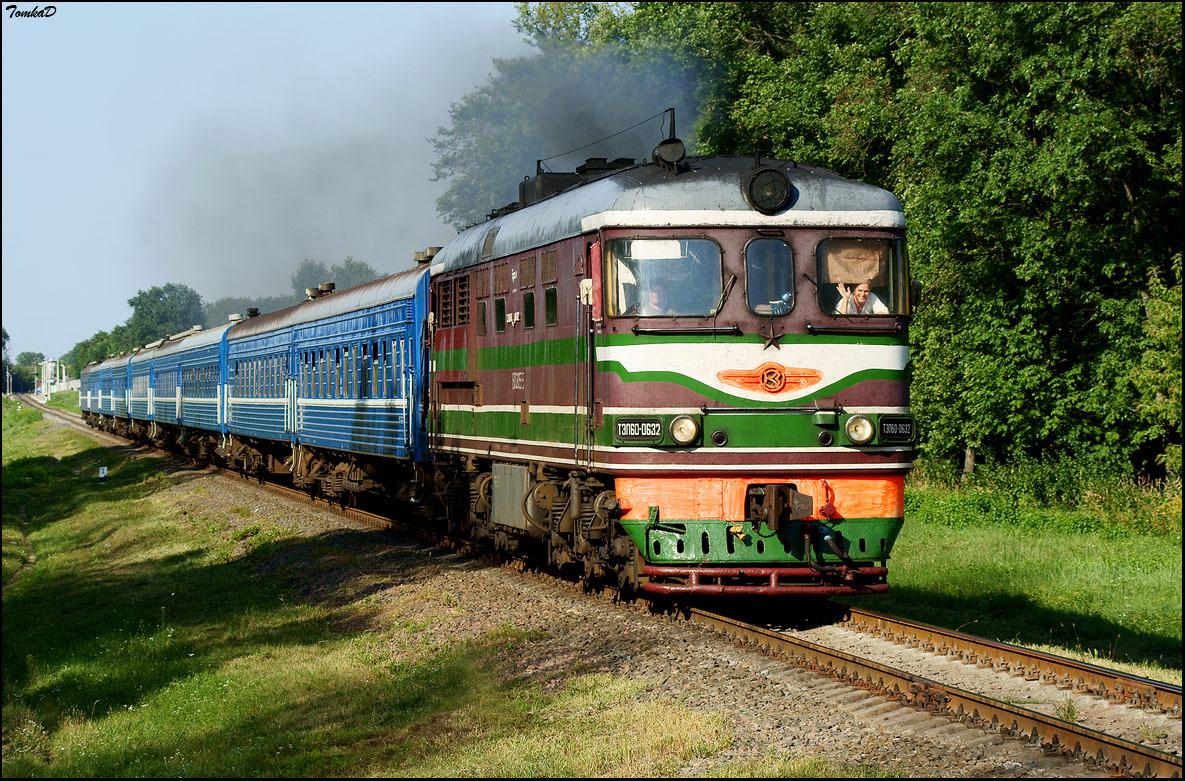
[1132,255,1183,477]
[203,294,300,329]
[124,284,205,347]
[15,351,44,367]
[289,257,382,298]
[63,331,115,376]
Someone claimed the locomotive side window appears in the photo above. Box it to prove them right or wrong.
[545,287,558,326]
[477,301,487,336]
[745,238,795,316]
[523,291,535,329]
[604,238,722,317]
[494,298,506,333]
[817,237,908,316]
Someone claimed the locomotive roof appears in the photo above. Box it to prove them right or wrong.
[434,156,904,273]
[227,265,428,340]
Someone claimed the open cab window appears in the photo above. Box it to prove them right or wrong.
[605,238,722,317]
[817,237,909,316]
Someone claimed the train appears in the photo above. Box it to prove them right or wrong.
[81,146,916,598]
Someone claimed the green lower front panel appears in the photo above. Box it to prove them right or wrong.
[619,516,904,566]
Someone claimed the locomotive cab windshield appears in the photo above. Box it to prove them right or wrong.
[604,237,722,317]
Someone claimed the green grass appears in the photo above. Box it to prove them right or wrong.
[841,470,1183,682]
[45,390,80,414]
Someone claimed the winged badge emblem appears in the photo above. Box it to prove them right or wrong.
[716,362,823,394]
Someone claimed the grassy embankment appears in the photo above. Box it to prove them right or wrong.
[844,460,1182,681]
[2,399,894,778]
[44,390,79,415]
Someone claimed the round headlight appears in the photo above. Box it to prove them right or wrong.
[669,415,700,445]
[845,415,875,445]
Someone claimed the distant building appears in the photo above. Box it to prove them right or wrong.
[38,359,75,397]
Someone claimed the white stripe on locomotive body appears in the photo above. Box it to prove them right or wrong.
[597,342,908,403]
[580,208,904,232]
[437,442,910,472]
[437,404,912,417]
[434,431,910,457]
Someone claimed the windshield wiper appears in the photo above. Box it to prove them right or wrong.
[714,274,737,316]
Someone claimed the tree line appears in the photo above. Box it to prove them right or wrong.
[54,257,381,381]
[431,1,1181,478]
[2,327,43,393]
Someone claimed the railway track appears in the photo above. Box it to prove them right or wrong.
[689,609,1181,778]
[21,394,1184,777]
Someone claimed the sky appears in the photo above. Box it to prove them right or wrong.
[2,1,534,361]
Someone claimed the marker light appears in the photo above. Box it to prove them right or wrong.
[845,415,875,445]
[669,415,700,445]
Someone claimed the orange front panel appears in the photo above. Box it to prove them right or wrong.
[615,475,904,522]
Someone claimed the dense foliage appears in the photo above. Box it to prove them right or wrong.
[434,1,1182,476]
[1,329,39,393]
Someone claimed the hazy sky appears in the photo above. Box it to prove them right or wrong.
[2,2,533,360]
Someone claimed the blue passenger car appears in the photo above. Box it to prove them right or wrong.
[80,361,103,414]
[226,322,291,444]
[128,345,157,423]
[164,324,232,433]
[89,355,131,418]
[226,267,430,461]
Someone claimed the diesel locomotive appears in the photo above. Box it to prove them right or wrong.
[82,147,916,598]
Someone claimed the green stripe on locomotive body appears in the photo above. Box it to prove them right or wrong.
[432,331,909,451]
[619,516,904,566]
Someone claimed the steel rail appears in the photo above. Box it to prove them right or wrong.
[689,607,1183,778]
[843,606,1182,716]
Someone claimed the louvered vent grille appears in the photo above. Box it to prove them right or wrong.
[494,262,511,294]
[519,255,536,288]
[440,279,454,328]
[541,249,559,283]
[455,275,470,325]
[481,228,500,260]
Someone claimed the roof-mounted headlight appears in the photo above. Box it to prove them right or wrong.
[669,415,700,445]
[845,414,875,445]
